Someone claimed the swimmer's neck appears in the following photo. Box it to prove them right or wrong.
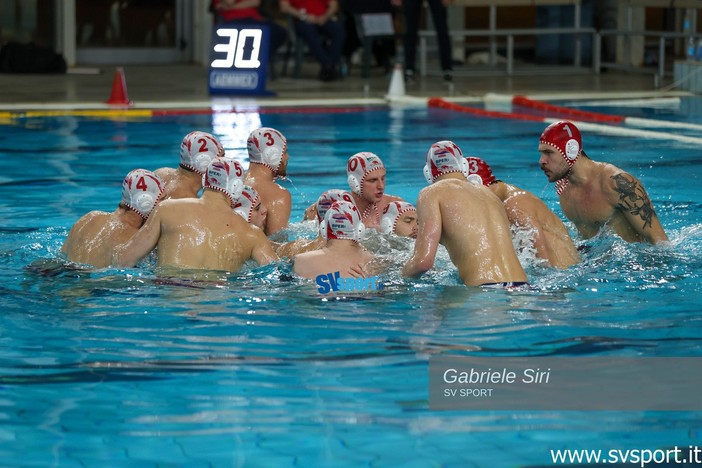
[117,208,145,229]
[202,189,236,207]
[178,166,205,191]
[566,157,596,186]
[246,163,277,181]
[351,192,375,213]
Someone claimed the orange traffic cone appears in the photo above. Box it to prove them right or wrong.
[106,67,132,105]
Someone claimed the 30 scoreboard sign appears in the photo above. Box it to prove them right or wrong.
[208,24,273,96]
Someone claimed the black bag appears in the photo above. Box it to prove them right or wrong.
[0,41,67,74]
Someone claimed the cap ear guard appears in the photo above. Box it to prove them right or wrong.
[134,192,157,215]
[348,174,361,194]
[264,146,282,173]
[380,214,394,234]
[319,219,328,240]
[423,164,433,185]
[460,156,470,179]
[355,221,366,241]
[467,174,483,186]
[194,152,216,175]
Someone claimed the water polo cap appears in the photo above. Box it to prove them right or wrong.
[424,141,469,184]
[315,189,355,223]
[465,156,496,186]
[203,158,245,205]
[347,152,385,195]
[180,131,225,175]
[121,169,164,219]
[320,200,365,242]
[233,185,260,223]
[246,127,287,174]
[380,201,417,235]
[539,121,582,194]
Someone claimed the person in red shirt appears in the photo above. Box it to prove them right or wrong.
[279,0,345,81]
[212,0,288,60]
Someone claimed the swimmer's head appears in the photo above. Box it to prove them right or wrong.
[233,185,266,229]
[347,152,385,196]
[247,127,288,176]
[320,200,365,243]
[381,201,418,238]
[179,130,225,175]
[424,141,469,184]
[315,189,355,223]
[203,157,245,205]
[120,168,164,219]
[465,156,496,186]
[539,121,582,167]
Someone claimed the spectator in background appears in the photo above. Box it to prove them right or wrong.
[391,0,453,82]
[211,0,289,59]
[279,0,345,81]
[341,0,396,75]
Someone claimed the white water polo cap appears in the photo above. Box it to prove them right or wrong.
[246,127,287,174]
[539,121,582,194]
[380,201,417,235]
[121,169,164,219]
[180,130,225,175]
[320,200,365,242]
[204,158,245,205]
[347,152,385,195]
[233,185,260,222]
[424,141,469,184]
[315,189,355,223]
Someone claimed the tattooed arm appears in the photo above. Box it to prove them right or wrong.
[607,171,668,244]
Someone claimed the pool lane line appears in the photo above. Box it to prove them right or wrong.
[511,95,702,132]
[429,97,702,146]
[559,119,702,145]
[0,109,154,119]
[0,103,390,120]
[427,97,546,122]
[512,95,625,123]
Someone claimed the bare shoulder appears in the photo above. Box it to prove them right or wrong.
[273,182,292,200]
[383,194,404,203]
[154,167,175,178]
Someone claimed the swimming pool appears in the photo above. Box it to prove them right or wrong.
[1,98,701,466]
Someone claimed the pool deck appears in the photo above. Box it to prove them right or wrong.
[0,62,693,111]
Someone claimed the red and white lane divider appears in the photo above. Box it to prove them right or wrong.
[429,96,702,145]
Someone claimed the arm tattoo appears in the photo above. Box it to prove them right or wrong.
[611,173,656,229]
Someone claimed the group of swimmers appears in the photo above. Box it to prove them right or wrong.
[61,120,669,288]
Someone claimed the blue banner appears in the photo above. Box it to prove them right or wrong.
[208,23,273,96]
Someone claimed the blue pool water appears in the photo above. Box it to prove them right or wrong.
[1,99,701,466]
